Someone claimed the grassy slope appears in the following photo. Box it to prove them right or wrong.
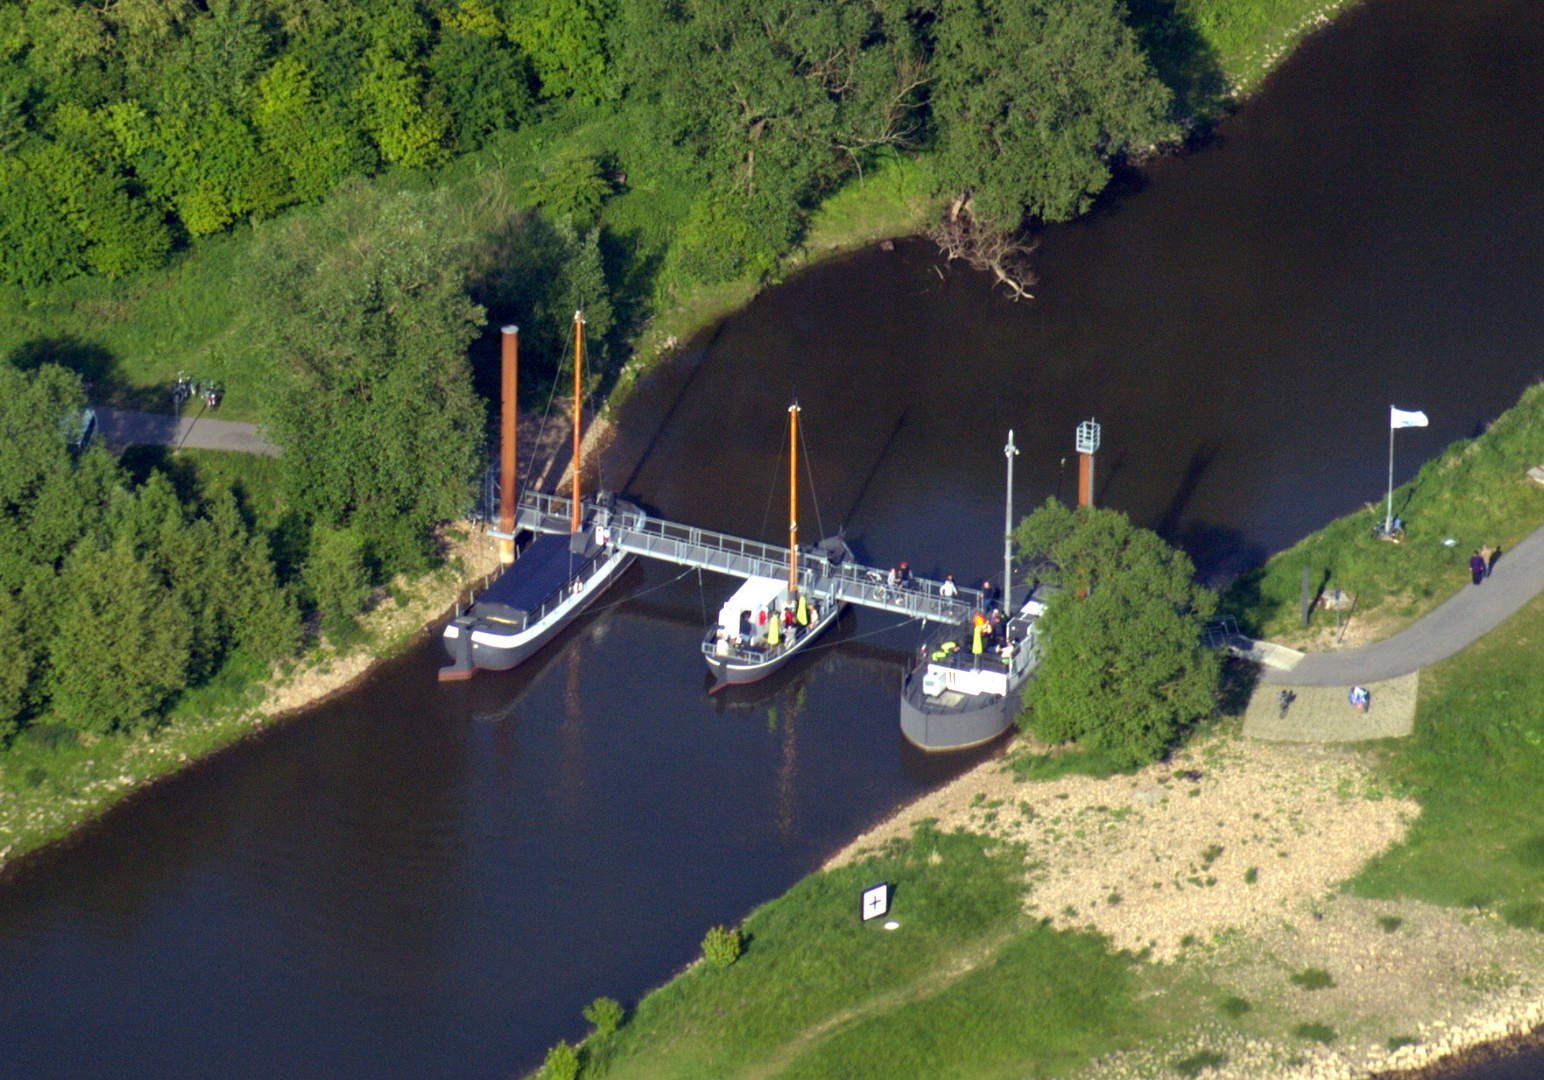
[581,828,1195,1079]
[1223,382,1544,643]
[0,0,1352,423]
[1353,588,1544,928]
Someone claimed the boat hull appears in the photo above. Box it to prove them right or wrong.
[705,602,843,688]
[440,547,635,677]
[899,673,1022,751]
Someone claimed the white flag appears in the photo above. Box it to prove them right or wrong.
[1390,406,1429,429]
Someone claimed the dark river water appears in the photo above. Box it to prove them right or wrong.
[6,0,1544,1076]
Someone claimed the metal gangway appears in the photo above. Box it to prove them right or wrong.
[499,489,984,625]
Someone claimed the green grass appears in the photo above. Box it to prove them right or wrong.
[583,827,1156,1079]
[1352,587,1544,925]
[1009,745,1138,782]
[1223,381,1544,644]
[1182,0,1358,95]
[0,232,255,417]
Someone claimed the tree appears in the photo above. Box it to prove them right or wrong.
[506,0,615,104]
[254,56,377,204]
[617,0,927,283]
[1013,499,1217,768]
[246,181,485,572]
[47,536,194,734]
[931,0,1172,232]
[302,523,370,638]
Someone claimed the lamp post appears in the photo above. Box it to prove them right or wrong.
[1004,430,1019,611]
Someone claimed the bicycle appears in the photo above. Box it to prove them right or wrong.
[170,371,192,411]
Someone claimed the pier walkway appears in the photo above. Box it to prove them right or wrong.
[503,489,984,625]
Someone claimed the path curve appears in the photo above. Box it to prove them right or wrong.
[95,407,280,457]
[1262,521,1544,686]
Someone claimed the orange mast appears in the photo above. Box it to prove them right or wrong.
[498,325,518,564]
[788,402,800,593]
[571,309,583,533]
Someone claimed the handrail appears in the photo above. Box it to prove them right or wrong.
[505,490,995,626]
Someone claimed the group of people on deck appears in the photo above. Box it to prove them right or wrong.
[722,593,816,654]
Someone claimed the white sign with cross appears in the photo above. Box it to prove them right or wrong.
[861,882,890,922]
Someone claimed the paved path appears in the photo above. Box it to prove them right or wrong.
[95,407,280,457]
[1242,673,1418,742]
[1262,521,1544,686]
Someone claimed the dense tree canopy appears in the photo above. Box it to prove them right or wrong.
[932,0,1172,230]
[0,363,297,739]
[245,182,486,572]
[1014,499,1217,768]
[0,0,1177,288]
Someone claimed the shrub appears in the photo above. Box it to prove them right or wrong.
[583,996,624,1036]
[701,924,742,968]
[1293,1021,1336,1044]
[1174,1050,1228,1077]
[543,1041,579,1080]
[1289,968,1335,990]
[1219,995,1251,1018]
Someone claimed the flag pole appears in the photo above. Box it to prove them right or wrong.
[1385,415,1395,536]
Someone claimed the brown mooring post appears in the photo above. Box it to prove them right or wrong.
[499,325,518,565]
[1075,419,1100,509]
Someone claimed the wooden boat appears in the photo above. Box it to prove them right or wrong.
[701,403,843,689]
[439,311,639,680]
[900,430,1047,750]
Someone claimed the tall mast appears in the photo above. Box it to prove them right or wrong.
[498,325,518,565]
[1004,430,1018,611]
[571,309,583,533]
[788,402,800,593]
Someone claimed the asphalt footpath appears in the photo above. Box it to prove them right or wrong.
[95,407,280,457]
[1261,521,1544,687]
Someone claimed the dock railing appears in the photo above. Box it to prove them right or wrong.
[498,489,988,625]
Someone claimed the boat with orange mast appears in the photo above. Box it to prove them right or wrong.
[439,310,642,679]
[700,402,845,690]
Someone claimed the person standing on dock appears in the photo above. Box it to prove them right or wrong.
[940,574,957,599]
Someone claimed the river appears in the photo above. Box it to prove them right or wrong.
[4,0,1544,1076]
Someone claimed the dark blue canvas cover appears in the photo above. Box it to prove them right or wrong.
[475,533,579,616]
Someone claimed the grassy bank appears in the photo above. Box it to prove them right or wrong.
[1353,586,1544,928]
[569,826,1209,1079]
[1223,381,1544,648]
[0,0,1362,429]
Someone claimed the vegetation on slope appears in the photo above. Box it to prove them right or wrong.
[1354,587,1544,931]
[1223,382,1544,645]
[575,827,1154,1079]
